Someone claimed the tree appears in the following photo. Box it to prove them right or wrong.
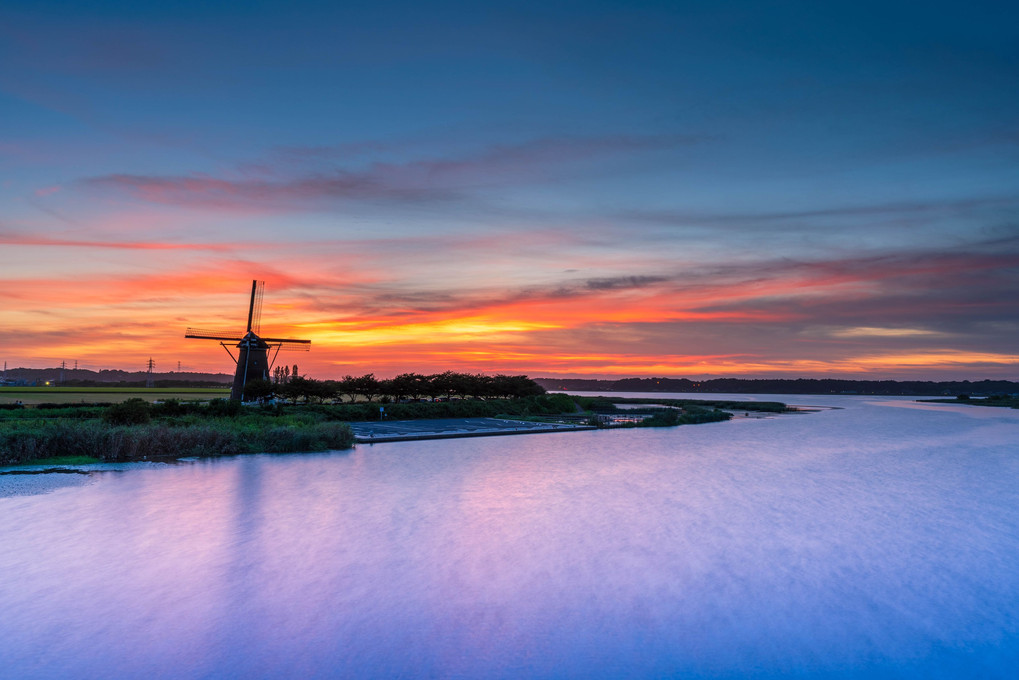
[284,376,333,404]
[243,378,276,402]
[277,379,302,404]
[503,374,545,398]
[491,374,514,399]
[431,371,458,400]
[389,373,423,402]
[353,374,381,402]
[449,372,473,400]
[466,373,494,400]
[337,375,359,403]
[421,373,444,401]
[321,380,340,403]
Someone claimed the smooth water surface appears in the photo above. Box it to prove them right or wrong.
[2,396,1019,678]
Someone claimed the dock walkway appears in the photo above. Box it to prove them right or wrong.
[349,417,595,443]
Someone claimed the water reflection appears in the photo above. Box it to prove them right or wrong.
[2,397,1019,678]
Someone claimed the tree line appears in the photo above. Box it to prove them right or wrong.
[537,377,1019,396]
[243,371,545,404]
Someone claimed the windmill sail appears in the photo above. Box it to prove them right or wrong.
[184,328,244,341]
[250,280,264,334]
[262,338,312,350]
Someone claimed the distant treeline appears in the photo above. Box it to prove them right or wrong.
[535,377,1019,396]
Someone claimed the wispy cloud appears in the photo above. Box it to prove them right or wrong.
[79,133,700,211]
[829,327,948,338]
[82,171,459,211]
[626,195,1019,226]
[0,230,235,251]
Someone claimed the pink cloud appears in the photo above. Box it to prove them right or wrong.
[80,133,699,211]
[0,231,234,251]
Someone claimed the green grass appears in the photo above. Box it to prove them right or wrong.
[0,417,355,466]
[11,456,101,467]
[298,392,579,421]
[0,391,779,466]
[0,387,230,405]
[921,396,1019,409]
[0,398,355,466]
[573,395,789,413]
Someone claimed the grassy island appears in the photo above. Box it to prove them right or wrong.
[920,394,1019,409]
[0,392,580,465]
[1,388,791,467]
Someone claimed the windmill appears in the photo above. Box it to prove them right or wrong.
[185,280,311,401]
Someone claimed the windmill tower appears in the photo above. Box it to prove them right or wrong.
[185,280,311,401]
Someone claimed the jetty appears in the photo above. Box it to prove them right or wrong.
[348,417,595,443]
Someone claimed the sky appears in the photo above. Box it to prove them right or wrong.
[1,0,1017,380]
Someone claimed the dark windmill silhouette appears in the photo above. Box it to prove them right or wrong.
[185,280,310,401]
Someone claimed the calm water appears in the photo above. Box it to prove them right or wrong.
[2,395,1019,679]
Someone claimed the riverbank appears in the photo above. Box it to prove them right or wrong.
[0,418,356,466]
[1,393,787,466]
[1,395,577,465]
[919,395,1019,409]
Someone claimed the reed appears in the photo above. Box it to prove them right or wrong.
[0,417,354,465]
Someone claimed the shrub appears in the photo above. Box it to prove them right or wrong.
[0,418,356,465]
[103,398,152,425]
[206,398,242,417]
[639,409,681,427]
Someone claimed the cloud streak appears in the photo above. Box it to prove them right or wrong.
[79,133,700,211]
[0,231,236,251]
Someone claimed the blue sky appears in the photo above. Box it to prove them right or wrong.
[2,0,1017,378]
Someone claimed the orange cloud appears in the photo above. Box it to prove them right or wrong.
[4,232,1016,380]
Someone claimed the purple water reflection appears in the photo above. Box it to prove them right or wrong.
[2,396,1019,678]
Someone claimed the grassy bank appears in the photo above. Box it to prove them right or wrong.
[1,419,355,466]
[304,393,580,421]
[573,395,790,413]
[0,394,575,465]
[1,392,784,466]
[1,400,355,466]
[920,395,1019,409]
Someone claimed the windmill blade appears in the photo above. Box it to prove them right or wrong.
[245,280,258,332]
[186,327,244,341]
[264,338,312,351]
[251,280,264,334]
[276,343,311,352]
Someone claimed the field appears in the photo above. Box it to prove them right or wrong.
[0,387,230,405]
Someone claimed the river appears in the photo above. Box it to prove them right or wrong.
[2,394,1018,678]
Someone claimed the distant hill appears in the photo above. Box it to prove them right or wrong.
[1,367,233,387]
[534,377,1019,397]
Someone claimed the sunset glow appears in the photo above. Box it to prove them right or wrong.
[2,1,1016,380]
